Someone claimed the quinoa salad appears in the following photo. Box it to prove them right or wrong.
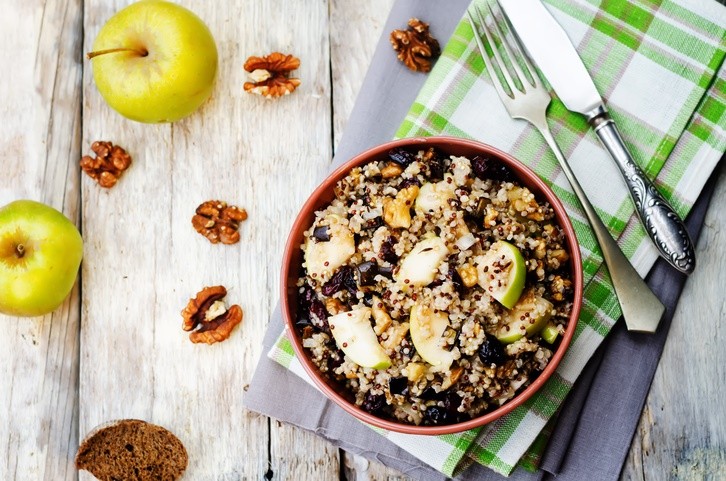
[294,147,575,426]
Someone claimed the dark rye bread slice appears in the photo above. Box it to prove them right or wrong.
[75,419,188,481]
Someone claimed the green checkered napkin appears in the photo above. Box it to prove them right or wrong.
[271,0,726,476]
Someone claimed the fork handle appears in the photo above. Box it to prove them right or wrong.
[537,125,665,332]
[588,109,695,275]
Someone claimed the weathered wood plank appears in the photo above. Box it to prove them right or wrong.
[621,162,726,481]
[0,0,82,479]
[80,0,336,479]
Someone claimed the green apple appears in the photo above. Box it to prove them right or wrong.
[328,308,391,370]
[409,302,455,368]
[475,240,526,309]
[395,235,448,289]
[496,290,553,344]
[304,217,355,280]
[541,322,560,344]
[88,0,218,123]
[0,200,83,317]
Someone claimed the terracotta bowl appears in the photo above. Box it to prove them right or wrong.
[280,137,583,435]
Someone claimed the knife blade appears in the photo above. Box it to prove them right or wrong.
[498,0,696,275]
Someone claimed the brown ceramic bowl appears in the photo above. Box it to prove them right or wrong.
[280,137,583,435]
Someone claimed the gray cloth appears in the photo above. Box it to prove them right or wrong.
[244,1,720,479]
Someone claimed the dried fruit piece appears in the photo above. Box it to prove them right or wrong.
[80,141,132,188]
[192,200,247,245]
[243,52,301,98]
[390,18,441,73]
[181,285,243,345]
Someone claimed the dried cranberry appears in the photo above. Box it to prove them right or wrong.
[361,392,386,414]
[420,386,446,401]
[298,285,329,331]
[478,334,507,366]
[389,377,409,396]
[356,261,379,286]
[321,266,357,296]
[388,147,416,167]
[471,155,514,182]
[379,236,399,264]
[443,392,462,414]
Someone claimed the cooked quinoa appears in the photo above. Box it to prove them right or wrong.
[295,147,574,426]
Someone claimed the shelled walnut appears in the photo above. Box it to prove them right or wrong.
[192,200,248,245]
[80,141,132,188]
[181,285,243,345]
[390,18,440,72]
[243,52,301,98]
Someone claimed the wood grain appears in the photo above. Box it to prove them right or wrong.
[0,0,82,479]
[0,0,723,480]
[621,162,726,481]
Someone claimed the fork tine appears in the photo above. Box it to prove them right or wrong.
[486,2,533,89]
[466,8,513,101]
[494,0,542,89]
[474,5,519,94]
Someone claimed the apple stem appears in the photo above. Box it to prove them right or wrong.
[15,243,25,259]
[86,47,149,59]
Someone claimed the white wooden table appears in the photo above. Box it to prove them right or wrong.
[1,1,723,480]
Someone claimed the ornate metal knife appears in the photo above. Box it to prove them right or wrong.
[499,0,696,275]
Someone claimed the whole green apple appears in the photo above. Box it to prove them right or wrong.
[89,0,218,123]
[0,200,83,317]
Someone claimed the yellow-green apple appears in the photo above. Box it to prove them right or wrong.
[0,200,83,317]
[88,0,218,123]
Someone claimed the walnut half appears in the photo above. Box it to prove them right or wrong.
[243,52,301,98]
[80,141,132,188]
[181,285,243,345]
[390,18,441,73]
[192,200,248,245]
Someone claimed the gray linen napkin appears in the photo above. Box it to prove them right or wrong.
[244,1,720,479]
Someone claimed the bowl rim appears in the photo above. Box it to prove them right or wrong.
[280,136,583,435]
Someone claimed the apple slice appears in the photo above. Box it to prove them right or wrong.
[414,176,456,214]
[409,303,455,368]
[541,322,560,344]
[328,308,391,370]
[496,290,554,344]
[475,241,526,309]
[304,218,355,280]
[395,236,448,288]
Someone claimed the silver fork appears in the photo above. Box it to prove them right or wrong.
[466,3,665,333]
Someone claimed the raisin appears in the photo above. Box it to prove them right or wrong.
[321,266,357,296]
[426,150,446,181]
[298,285,329,332]
[378,264,395,279]
[448,262,465,296]
[312,225,330,241]
[361,392,386,414]
[389,377,409,396]
[399,177,421,189]
[471,155,515,182]
[420,386,446,401]
[379,236,399,264]
[356,261,379,286]
[388,147,416,167]
[423,405,450,425]
[478,334,507,366]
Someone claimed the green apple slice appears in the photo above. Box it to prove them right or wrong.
[395,236,448,288]
[328,308,391,369]
[475,241,526,309]
[304,218,355,280]
[496,290,554,344]
[409,303,455,368]
[541,322,560,344]
[414,176,456,214]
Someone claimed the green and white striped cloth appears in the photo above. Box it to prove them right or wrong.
[271,0,726,476]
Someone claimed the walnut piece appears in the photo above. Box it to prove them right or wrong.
[80,141,132,188]
[181,286,243,345]
[243,52,301,98]
[192,200,248,245]
[390,18,441,73]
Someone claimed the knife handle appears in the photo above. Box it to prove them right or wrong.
[588,109,695,275]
